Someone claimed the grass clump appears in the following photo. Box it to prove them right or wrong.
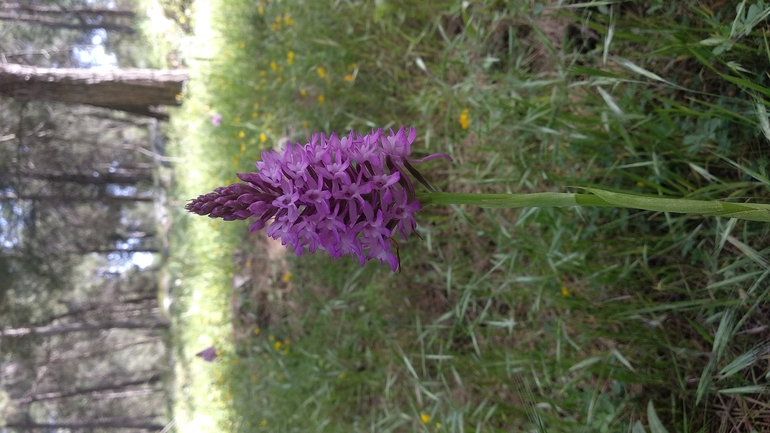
[168,0,770,431]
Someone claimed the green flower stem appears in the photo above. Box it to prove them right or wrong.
[418,189,770,223]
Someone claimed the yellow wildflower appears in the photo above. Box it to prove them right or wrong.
[458,108,470,130]
[636,181,645,187]
[282,272,292,283]
[260,71,267,77]
[274,341,282,350]
[302,121,308,129]
[348,62,357,70]
[270,61,278,71]
[253,102,259,108]
[254,84,260,90]
[560,285,570,297]
[420,413,431,424]
[287,51,295,65]
[283,339,291,345]
[317,94,325,104]
[260,133,267,143]
[285,16,294,25]
[240,143,246,152]
[234,117,241,124]
[282,348,289,355]
[239,42,245,48]
[175,93,183,101]
[300,89,307,97]
[269,335,275,342]
[238,131,245,138]
[344,74,354,82]
[258,6,264,14]
[252,112,258,118]
[316,67,326,78]
[253,327,260,335]
[251,374,258,382]
[260,419,267,427]
[275,15,282,23]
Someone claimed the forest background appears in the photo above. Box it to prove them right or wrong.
[1,0,770,432]
[0,0,185,430]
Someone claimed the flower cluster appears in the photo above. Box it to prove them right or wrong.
[186,127,450,271]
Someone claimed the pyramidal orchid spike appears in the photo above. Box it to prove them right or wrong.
[186,127,451,271]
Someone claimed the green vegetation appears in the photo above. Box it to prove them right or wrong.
[168,0,770,431]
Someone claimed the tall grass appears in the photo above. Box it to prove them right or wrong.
[168,0,770,431]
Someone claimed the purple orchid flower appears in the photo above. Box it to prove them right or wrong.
[186,127,451,271]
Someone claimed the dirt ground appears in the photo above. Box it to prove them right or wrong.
[229,231,294,345]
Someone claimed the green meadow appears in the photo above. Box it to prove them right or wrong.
[166,0,770,431]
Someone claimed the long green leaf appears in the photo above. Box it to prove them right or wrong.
[582,188,770,222]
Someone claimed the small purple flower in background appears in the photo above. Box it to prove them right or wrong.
[186,127,450,271]
[210,113,223,126]
[196,346,218,362]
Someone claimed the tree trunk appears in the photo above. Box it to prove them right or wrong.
[92,387,159,400]
[0,191,153,203]
[48,338,159,364]
[0,170,153,186]
[15,373,161,404]
[84,247,161,254]
[0,320,169,338]
[0,4,136,17]
[42,295,159,325]
[4,419,165,431]
[0,64,187,119]
[0,12,135,33]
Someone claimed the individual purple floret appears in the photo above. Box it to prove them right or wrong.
[186,127,451,271]
[210,113,223,126]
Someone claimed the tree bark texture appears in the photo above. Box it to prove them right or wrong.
[0,64,188,119]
